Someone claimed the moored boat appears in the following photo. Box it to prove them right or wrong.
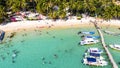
[82,48,107,66]
[85,36,100,39]
[83,56,108,66]
[109,44,120,50]
[80,38,99,45]
[78,31,95,35]
[87,48,103,54]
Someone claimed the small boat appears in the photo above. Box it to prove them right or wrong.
[85,48,104,59]
[87,48,103,54]
[82,48,107,66]
[81,31,95,35]
[83,56,107,66]
[84,36,100,39]
[78,31,95,35]
[103,30,120,36]
[0,30,5,42]
[80,38,99,45]
[109,44,120,50]
[84,53,105,60]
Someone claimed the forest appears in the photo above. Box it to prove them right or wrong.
[0,0,120,22]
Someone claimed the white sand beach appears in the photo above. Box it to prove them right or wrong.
[0,17,120,32]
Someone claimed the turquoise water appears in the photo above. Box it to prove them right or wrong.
[0,26,119,68]
[102,26,120,68]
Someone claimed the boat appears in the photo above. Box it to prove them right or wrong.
[80,38,99,45]
[84,53,105,60]
[103,30,120,36]
[85,36,100,39]
[0,30,5,42]
[85,48,104,59]
[83,48,107,66]
[78,31,95,35]
[87,48,103,54]
[109,44,120,50]
[83,56,108,66]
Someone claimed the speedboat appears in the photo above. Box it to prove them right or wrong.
[83,56,107,66]
[82,48,107,66]
[78,31,95,35]
[109,44,120,50]
[85,48,104,59]
[84,36,100,39]
[87,48,103,54]
[80,38,99,45]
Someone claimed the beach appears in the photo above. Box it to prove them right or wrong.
[0,17,120,32]
[0,17,120,68]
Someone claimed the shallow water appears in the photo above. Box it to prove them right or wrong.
[102,26,120,68]
[0,26,119,68]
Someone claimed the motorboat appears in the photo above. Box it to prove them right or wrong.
[83,56,108,66]
[109,44,120,50]
[80,38,99,45]
[78,31,95,35]
[87,48,103,54]
[82,48,107,66]
[85,48,104,58]
[84,36,100,39]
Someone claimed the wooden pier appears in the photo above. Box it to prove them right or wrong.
[93,21,118,68]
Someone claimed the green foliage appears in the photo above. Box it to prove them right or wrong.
[6,0,27,12]
[0,0,119,21]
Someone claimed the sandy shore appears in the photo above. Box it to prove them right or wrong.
[0,17,120,32]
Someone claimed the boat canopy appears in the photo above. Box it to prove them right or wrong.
[90,53,100,57]
[81,31,95,35]
[88,48,103,53]
[87,57,96,62]
[85,36,100,39]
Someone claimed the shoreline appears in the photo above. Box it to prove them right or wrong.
[0,17,120,32]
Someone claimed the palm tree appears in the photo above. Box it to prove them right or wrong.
[6,0,27,12]
[0,5,6,23]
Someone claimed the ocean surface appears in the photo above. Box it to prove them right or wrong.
[0,25,120,68]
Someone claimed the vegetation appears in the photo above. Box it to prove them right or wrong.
[0,0,120,23]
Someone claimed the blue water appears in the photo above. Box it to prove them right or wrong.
[0,26,119,68]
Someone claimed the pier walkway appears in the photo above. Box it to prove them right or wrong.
[93,21,118,68]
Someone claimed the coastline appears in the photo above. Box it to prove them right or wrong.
[0,17,120,32]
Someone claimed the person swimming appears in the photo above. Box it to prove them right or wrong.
[54,54,58,58]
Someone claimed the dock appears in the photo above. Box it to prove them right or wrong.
[93,21,118,68]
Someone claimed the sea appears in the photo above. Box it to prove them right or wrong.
[0,25,120,68]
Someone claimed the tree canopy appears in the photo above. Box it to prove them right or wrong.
[0,0,120,23]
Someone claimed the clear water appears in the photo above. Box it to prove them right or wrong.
[101,26,120,68]
[0,25,119,68]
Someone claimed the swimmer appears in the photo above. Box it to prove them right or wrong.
[54,54,58,58]
[53,36,55,38]
[48,61,52,64]
[42,61,47,64]
[41,57,45,60]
